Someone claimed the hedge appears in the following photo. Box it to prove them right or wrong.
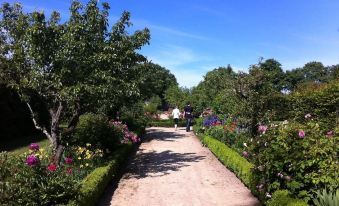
[67,143,133,206]
[267,190,308,206]
[193,126,308,206]
[148,119,188,127]
[200,134,254,189]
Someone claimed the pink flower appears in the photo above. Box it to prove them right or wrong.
[26,155,39,166]
[258,125,268,134]
[326,131,334,137]
[304,113,311,119]
[29,143,39,151]
[47,164,57,172]
[298,130,305,138]
[64,157,73,164]
[242,151,249,157]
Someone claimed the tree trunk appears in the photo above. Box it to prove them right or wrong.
[49,101,64,164]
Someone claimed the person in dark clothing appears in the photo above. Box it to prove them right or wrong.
[184,103,193,132]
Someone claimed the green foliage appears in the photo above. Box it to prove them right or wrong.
[71,113,120,149]
[119,102,147,136]
[313,189,339,206]
[267,190,308,206]
[289,80,339,131]
[164,85,191,109]
[0,152,80,205]
[70,144,132,206]
[205,125,224,142]
[144,96,162,115]
[148,119,187,127]
[0,1,151,159]
[137,63,177,101]
[249,119,338,202]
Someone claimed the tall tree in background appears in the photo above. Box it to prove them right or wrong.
[0,0,150,163]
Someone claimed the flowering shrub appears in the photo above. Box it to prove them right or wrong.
[248,117,338,202]
[0,144,81,205]
[109,120,140,143]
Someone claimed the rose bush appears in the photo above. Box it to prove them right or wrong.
[247,117,338,202]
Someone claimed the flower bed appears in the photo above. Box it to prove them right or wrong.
[193,124,309,205]
[67,143,133,206]
[0,116,141,205]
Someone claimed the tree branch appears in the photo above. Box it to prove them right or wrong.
[26,102,53,142]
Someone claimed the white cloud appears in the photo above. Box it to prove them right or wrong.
[142,44,210,87]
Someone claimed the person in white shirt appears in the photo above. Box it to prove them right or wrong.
[171,106,181,130]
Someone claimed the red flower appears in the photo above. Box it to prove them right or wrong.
[47,164,57,172]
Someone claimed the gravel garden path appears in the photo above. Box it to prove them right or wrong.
[98,127,260,206]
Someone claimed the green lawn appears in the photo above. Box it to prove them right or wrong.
[8,138,50,155]
[0,133,50,155]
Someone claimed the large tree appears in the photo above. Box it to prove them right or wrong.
[0,1,150,163]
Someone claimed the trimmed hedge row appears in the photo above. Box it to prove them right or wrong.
[201,135,254,188]
[67,143,133,206]
[267,190,308,206]
[193,126,308,206]
[148,119,187,127]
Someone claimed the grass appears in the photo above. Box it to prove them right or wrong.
[0,132,50,155]
[8,138,50,155]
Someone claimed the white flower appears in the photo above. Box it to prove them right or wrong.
[243,143,248,147]
[266,192,272,198]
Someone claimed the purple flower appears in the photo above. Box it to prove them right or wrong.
[64,157,73,164]
[304,113,311,119]
[326,131,334,137]
[29,143,39,151]
[258,125,268,134]
[298,130,305,138]
[26,154,39,167]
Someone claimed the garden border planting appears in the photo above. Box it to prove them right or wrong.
[193,126,308,206]
[67,143,133,206]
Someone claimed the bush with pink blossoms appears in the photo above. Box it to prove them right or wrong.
[248,117,338,203]
[109,120,140,143]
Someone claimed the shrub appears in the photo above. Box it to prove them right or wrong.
[68,143,133,206]
[148,119,187,127]
[120,103,147,136]
[289,80,339,131]
[267,190,308,206]
[0,149,80,205]
[249,119,338,202]
[71,113,119,149]
[205,125,224,142]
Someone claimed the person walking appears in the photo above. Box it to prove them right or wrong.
[184,102,193,132]
[171,106,181,130]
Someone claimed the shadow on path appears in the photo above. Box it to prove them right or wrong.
[143,128,186,142]
[125,149,205,179]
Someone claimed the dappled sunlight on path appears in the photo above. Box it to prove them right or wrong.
[98,127,260,206]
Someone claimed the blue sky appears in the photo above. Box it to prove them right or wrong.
[3,0,339,87]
